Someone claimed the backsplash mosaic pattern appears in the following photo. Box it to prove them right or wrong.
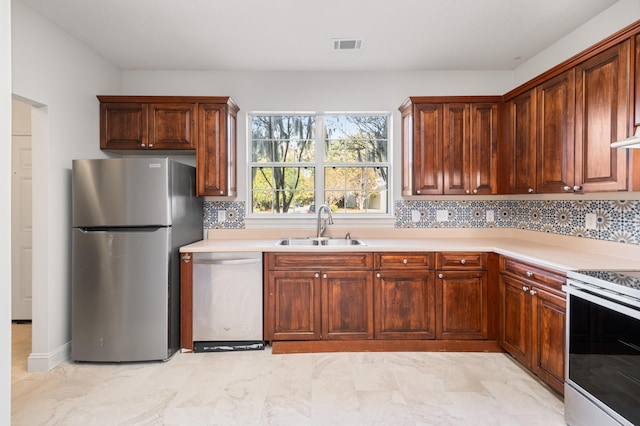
[395,199,639,244]
[204,199,640,245]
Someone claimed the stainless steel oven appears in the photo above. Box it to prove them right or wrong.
[565,270,640,426]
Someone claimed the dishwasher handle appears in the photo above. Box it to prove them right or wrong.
[193,257,262,266]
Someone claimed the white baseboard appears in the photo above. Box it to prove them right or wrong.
[27,341,70,372]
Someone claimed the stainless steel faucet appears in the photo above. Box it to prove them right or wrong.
[316,204,334,238]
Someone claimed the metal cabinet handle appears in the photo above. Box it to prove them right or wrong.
[181,253,191,263]
[149,144,153,147]
[522,286,529,292]
[530,289,537,296]
[563,186,571,192]
[465,189,470,194]
[416,190,421,194]
[528,188,534,193]
[141,143,146,147]
[460,259,466,265]
[376,273,381,278]
[323,274,328,279]
[573,185,582,192]
[315,273,320,278]
[438,273,444,279]
[403,259,408,265]
[472,189,478,194]
[526,271,533,277]
[219,190,225,195]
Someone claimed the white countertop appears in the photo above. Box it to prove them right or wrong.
[180,228,640,273]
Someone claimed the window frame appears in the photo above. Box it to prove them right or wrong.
[246,111,394,222]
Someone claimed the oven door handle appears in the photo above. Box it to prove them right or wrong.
[566,284,640,321]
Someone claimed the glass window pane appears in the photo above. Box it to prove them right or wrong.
[252,115,316,163]
[324,115,388,164]
[251,166,315,214]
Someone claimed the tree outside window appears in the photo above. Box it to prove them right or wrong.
[250,113,390,216]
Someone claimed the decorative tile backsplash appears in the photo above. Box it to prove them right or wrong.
[204,199,640,245]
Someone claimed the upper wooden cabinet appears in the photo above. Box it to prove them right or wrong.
[537,69,576,193]
[98,96,239,197]
[196,101,239,197]
[99,97,197,150]
[400,97,500,195]
[504,41,633,194]
[574,41,629,192]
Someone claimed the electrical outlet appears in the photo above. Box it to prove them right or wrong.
[411,210,421,223]
[217,210,226,222]
[436,210,449,222]
[585,213,597,230]
[486,210,495,222]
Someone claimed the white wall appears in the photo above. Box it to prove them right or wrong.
[11,0,122,371]
[513,0,640,86]
[1,0,12,421]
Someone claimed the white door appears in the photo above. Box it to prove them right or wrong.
[11,100,32,320]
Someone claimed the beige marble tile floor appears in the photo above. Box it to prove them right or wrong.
[11,323,565,425]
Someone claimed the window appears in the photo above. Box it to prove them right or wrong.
[249,113,391,216]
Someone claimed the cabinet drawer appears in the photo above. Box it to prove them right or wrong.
[436,252,486,270]
[268,253,373,270]
[501,257,565,291]
[375,253,434,270]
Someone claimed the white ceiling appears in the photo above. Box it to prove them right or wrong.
[20,0,620,72]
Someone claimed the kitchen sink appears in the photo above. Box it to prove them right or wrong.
[275,237,366,246]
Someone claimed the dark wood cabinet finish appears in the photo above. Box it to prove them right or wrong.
[436,252,488,340]
[575,41,630,192]
[400,97,499,195]
[505,89,537,194]
[196,101,239,196]
[265,253,373,342]
[99,102,149,150]
[499,257,566,394]
[400,102,444,195]
[536,69,576,193]
[268,270,321,341]
[99,98,196,150]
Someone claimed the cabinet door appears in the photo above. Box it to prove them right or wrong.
[499,275,530,366]
[537,69,575,193]
[100,102,148,150]
[469,103,498,195]
[436,271,488,339]
[374,270,436,339]
[531,286,566,395]
[322,270,373,340]
[506,90,537,194]
[197,103,236,196]
[412,103,444,195]
[149,103,196,149]
[267,270,321,341]
[443,103,470,194]
[575,41,629,192]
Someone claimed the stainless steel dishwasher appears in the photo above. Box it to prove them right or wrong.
[192,252,264,352]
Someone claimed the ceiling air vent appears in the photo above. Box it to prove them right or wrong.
[332,38,364,51]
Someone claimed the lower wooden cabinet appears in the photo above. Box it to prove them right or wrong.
[499,257,566,394]
[265,253,374,342]
[436,270,488,339]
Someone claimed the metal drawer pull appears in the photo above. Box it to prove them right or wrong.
[438,273,444,279]
[323,274,328,279]
[526,271,533,277]
[181,254,191,263]
[315,273,320,278]
[522,286,529,292]
[376,273,381,278]
[530,289,537,296]
[403,259,408,264]
[460,259,466,265]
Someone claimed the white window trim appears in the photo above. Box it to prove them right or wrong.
[245,111,394,224]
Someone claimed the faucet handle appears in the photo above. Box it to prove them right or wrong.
[345,232,351,240]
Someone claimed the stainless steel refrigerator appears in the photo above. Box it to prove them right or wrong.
[71,158,203,362]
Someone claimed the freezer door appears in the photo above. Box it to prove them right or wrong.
[71,227,172,362]
[72,158,172,227]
